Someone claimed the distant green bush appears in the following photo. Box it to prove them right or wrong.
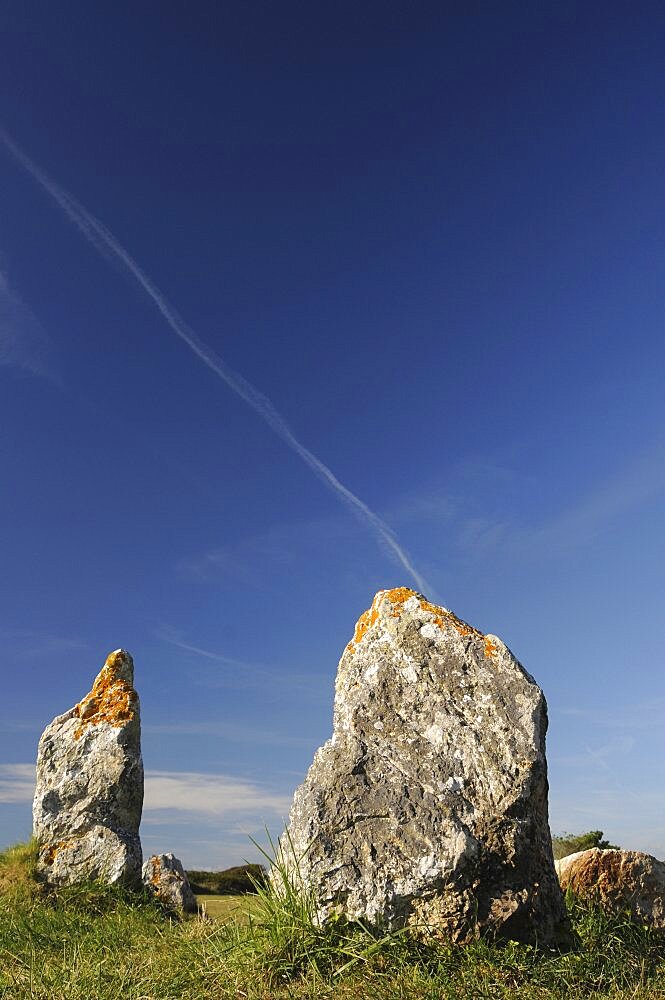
[187,863,267,895]
[551,830,620,860]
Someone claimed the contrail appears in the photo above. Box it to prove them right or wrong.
[1,128,430,593]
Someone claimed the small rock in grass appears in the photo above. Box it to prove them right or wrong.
[143,853,198,913]
[557,848,665,927]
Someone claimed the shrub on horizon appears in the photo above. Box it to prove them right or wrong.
[186,863,267,895]
[551,830,620,860]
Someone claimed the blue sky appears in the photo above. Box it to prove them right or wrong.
[1,2,664,867]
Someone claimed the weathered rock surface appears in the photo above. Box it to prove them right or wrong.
[142,853,198,914]
[33,649,143,886]
[556,848,665,927]
[554,850,588,882]
[281,588,570,946]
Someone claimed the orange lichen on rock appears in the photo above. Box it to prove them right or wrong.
[349,603,381,648]
[73,650,137,740]
[42,840,75,866]
[346,587,485,653]
[385,586,420,611]
[484,637,499,659]
[150,856,162,887]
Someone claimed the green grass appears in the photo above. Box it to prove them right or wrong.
[195,893,257,922]
[1,841,663,999]
[0,838,40,900]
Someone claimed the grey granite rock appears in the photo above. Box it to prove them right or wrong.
[557,848,665,927]
[142,853,198,914]
[33,649,143,886]
[281,588,570,946]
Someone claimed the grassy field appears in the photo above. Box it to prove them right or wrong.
[1,842,664,999]
[196,893,256,922]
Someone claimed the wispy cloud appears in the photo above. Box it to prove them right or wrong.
[144,770,291,818]
[390,442,665,567]
[0,271,58,381]
[549,783,665,861]
[510,442,665,558]
[179,512,353,585]
[548,699,664,860]
[0,128,429,594]
[556,697,665,732]
[154,630,250,669]
[154,627,328,698]
[0,764,35,803]
[550,734,637,771]
[0,629,88,659]
[0,763,292,819]
[143,719,318,747]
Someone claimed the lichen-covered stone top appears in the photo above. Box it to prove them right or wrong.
[73,649,138,740]
[345,587,497,658]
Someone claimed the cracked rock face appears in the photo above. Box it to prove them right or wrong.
[143,853,198,914]
[557,849,665,927]
[281,588,570,946]
[33,649,144,887]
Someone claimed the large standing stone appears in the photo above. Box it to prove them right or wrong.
[142,853,198,914]
[33,649,143,886]
[281,588,570,946]
[556,848,665,927]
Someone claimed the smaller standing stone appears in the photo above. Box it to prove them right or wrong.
[142,854,198,914]
[556,848,665,927]
[33,649,143,887]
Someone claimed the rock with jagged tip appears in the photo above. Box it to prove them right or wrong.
[556,848,665,927]
[280,588,571,947]
[142,853,198,914]
[33,649,143,887]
